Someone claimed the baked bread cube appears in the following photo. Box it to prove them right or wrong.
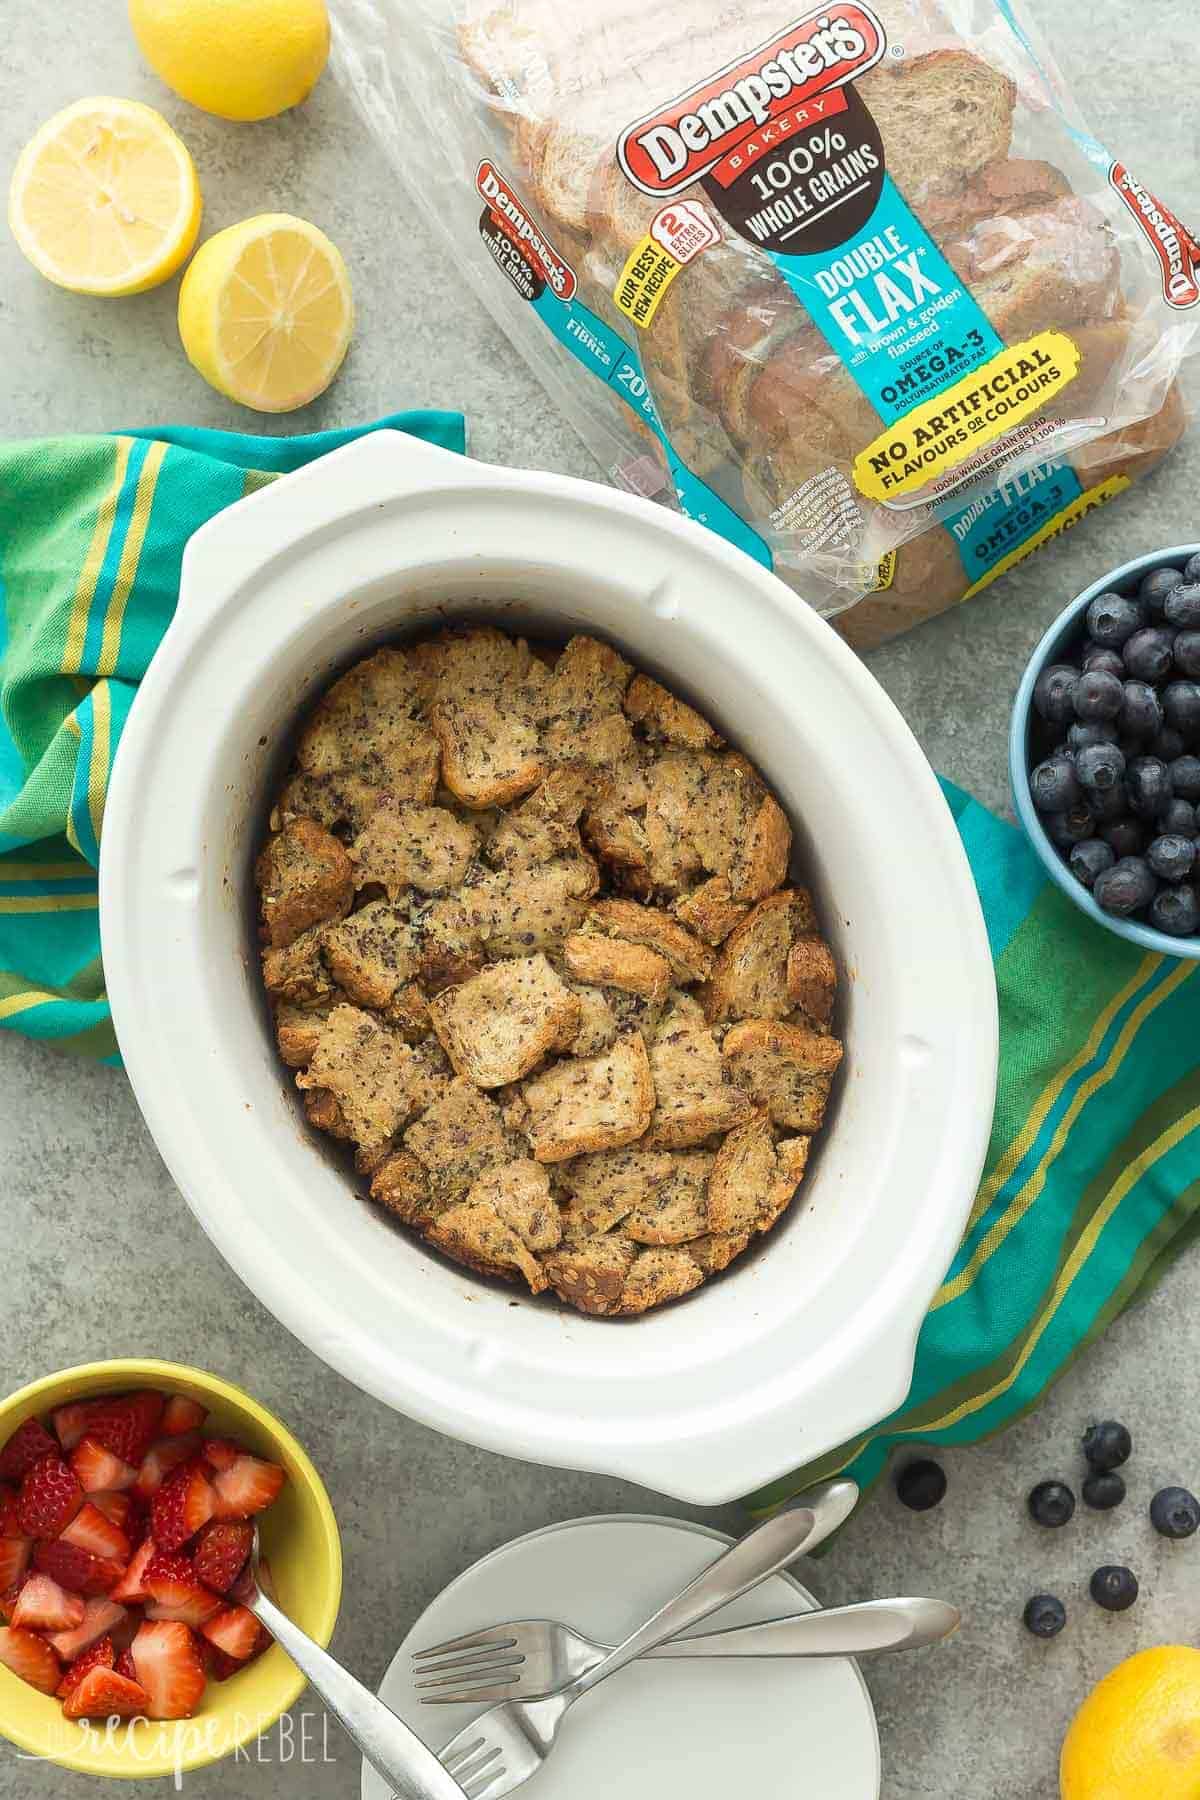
[464,1158,561,1252]
[625,1153,712,1245]
[429,955,580,1087]
[426,1201,548,1293]
[295,648,439,798]
[563,931,671,1002]
[403,1077,520,1199]
[322,900,420,1010]
[787,936,838,1028]
[369,1148,443,1229]
[273,1000,341,1068]
[275,770,386,835]
[623,674,720,751]
[256,818,353,948]
[556,1147,676,1237]
[520,1032,655,1162]
[702,890,818,1023]
[587,899,713,983]
[349,801,478,897]
[261,924,335,1004]
[543,1234,637,1315]
[642,994,751,1148]
[470,852,599,955]
[672,878,747,947]
[722,1019,844,1132]
[618,1248,704,1315]
[432,692,546,809]
[297,1005,444,1152]
[707,1112,811,1237]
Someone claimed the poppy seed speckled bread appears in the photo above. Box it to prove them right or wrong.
[256,628,843,1316]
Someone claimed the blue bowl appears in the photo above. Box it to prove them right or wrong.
[1010,544,1200,960]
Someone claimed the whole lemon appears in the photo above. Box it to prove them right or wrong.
[1061,1646,1200,1798]
[128,0,330,122]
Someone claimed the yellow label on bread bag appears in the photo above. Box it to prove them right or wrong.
[852,332,1082,502]
[961,474,1131,600]
[614,234,683,329]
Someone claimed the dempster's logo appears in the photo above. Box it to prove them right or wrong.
[475,161,577,298]
[617,5,886,197]
[1109,163,1200,310]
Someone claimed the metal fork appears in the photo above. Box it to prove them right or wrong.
[430,1479,856,1799]
[412,1594,960,1703]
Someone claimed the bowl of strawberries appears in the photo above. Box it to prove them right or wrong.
[0,1359,340,1777]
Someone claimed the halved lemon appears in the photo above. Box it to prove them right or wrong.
[177,213,354,413]
[8,97,201,296]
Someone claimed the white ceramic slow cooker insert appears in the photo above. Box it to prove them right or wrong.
[100,431,997,1504]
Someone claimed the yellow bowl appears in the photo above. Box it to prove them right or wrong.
[0,1359,341,1779]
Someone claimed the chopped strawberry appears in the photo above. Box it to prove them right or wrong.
[161,1396,208,1437]
[33,1539,124,1597]
[51,1403,95,1454]
[47,1597,127,1661]
[70,1436,137,1495]
[151,1462,215,1552]
[17,1454,83,1538]
[12,1574,85,1633]
[63,1666,151,1721]
[55,1634,114,1698]
[0,1539,32,1593]
[90,1491,134,1533]
[85,1392,164,1467]
[211,1455,285,1522]
[200,1604,263,1661]
[115,1647,138,1681]
[142,1551,221,1627]
[135,1433,201,1499]
[130,1620,206,1720]
[0,1578,29,1622]
[109,1609,139,1656]
[200,1438,240,1472]
[60,1502,131,1564]
[192,1521,253,1594]
[0,1484,23,1537]
[230,1551,272,1607]
[0,1624,61,1694]
[201,1638,244,1682]
[111,1538,157,1605]
[0,1418,58,1483]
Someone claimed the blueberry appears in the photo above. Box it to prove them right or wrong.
[1087,591,1145,646]
[1162,798,1198,839]
[1141,564,1186,614]
[1083,1420,1133,1469]
[1150,1486,1200,1539]
[1175,631,1200,678]
[1101,818,1144,858]
[1127,757,1173,819]
[1034,663,1080,725]
[1082,1470,1126,1510]
[1028,1480,1075,1527]
[1150,882,1200,936]
[1119,681,1164,741]
[1124,627,1176,683]
[1164,681,1200,739]
[1068,721,1120,752]
[895,1459,946,1512]
[1147,834,1196,883]
[1030,754,1082,814]
[1151,727,1187,763]
[1095,858,1156,918]
[1070,839,1116,890]
[1075,742,1125,793]
[1023,1594,1066,1639]
[1092,780,1132,824]
[1044,803,1096,848]
[1170,755,1200,801]
[1165,582,1200,628]
[1185,552,1200,584]
[1090,1565,1138,1612]
[1082,646,1127,679]
[1074,669,1126,722]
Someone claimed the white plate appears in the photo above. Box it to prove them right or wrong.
[364,1515,880,1800]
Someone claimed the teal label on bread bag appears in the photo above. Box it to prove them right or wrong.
[943,461,1084,583]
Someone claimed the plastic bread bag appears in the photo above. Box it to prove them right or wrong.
[331,0,1199,646]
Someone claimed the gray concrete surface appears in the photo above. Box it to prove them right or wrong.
[2,1,1199,1794]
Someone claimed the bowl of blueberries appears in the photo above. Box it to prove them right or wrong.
[1011,545,1200,954]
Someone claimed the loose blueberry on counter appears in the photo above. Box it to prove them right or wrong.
[1074,669,1126,722]
[1028,1480,1076,1527]
[1082,1470,1126,1510]
[1161,798,1198,839]
[1175,631,1200,678]
[1101,818,1144,859]
[1034,663,1080,724]
[1070,839,1116,890]
[1124,627,1177,684]
[1141,564,1185,613]
[1031,754,1082,813]
[1083,1420,1132,1470]
[1163,680,1200,738]
[1023,1594,1067,1639]
[1075,742,1125,793]
[1164,583,1200,629]
[1090,1565,1138,1612]
[1126,756,1173,819]
[1172,755,1200,802]
[1044,804,1096,849]
[1150,882,1200,936]
[1082,646,1127,679]
[1087,592,1144,646]
[895,1458,947,1512]
[1094,857,1157,917]
[1068,721,1121,752]
[1119,681,1164,741]
[1150,1486,1200,1539]
[1147,834,1196,883]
